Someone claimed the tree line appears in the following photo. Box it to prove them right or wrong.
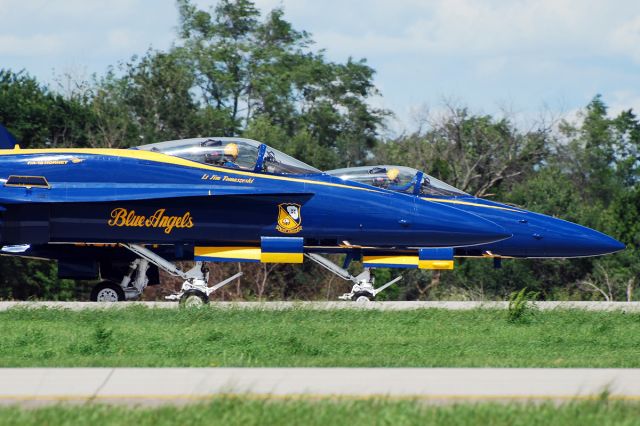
[0,0,637,301]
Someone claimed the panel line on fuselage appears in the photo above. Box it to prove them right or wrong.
[421,197,524,213]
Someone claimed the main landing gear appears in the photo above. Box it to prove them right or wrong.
[90,258,151,302]
[304,253,402,302]
[90,244,242,305]
[90,281,125,302]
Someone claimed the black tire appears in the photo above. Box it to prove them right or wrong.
[90,281,126,302]
[352,291,375,302]
[179,290,209,307]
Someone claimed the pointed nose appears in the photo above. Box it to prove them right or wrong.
[571,231,625,256]
[539,218,625,257]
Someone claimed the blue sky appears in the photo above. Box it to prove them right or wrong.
[2,0,640,133]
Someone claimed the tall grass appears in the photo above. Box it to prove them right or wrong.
[1,399,640,426]
[0,306,639,367]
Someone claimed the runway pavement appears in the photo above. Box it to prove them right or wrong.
[2,301,640,311]
[0,368,638,405]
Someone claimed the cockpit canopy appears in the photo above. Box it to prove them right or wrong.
[137,137,321,175]
[327,165,468,197]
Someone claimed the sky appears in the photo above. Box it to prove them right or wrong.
[1,0,640,134]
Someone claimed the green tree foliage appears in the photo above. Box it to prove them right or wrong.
[375,97,638,301]
[375,106,549,198]
[93,0,387,168]
[0,70,94,148]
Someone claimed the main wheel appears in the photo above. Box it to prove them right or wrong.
[90,281,126,302]
[179,290,209,307]
[352,291,375,302]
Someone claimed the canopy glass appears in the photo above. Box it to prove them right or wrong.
[137,137,321,175]
[327,165,468,196]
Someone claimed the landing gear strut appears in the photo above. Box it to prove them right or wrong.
[304,253,402,302]
[90,244,242,304]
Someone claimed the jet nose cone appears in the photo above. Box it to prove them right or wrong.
[542,218,626,257]
[593,235,626,255]
[572,232,625,257]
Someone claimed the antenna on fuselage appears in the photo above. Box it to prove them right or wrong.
[0,125,19,150]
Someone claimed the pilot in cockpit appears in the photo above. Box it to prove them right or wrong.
[387,168,415,192]
[203,141,240,168]
[370,167,391,188]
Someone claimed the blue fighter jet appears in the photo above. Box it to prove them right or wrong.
[326,165,625,269]
[0,125,515,303]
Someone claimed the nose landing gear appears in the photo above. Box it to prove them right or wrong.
[304,253,402,302]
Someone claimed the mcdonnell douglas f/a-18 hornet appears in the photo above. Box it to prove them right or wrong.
[0,125,625,304]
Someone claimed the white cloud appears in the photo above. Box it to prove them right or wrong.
[182,0,640,67]
[0,0,140,22]
[1,0,639,128]
[608,90,640,116]
[0,34,65,55]
[610,15,640,63]
[106,29,144,52]
[474,56,509,77]
[308,0,622,58]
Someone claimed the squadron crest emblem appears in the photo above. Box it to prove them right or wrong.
[276,203,302,234]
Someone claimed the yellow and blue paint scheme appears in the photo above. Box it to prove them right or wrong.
[363,247,454,270]
[194,237,303,264]
[260,237,304,263]
[0,137,511,251]
[194,246,261,263]
[327,165,625,259]
[0,127,624,284]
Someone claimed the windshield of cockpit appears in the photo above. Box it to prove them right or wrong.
[137,137,321,175]
[327,165,468,197]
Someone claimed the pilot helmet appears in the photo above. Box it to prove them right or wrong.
[203,140,238,165]
[386,168,400,182]
[224,143,239,161]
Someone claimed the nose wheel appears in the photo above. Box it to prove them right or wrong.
[352,291,375,302]
[179,290,209,307]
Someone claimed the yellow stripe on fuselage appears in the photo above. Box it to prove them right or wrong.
[194,247,302,263]
[363,255,418,266]
[421,197,523,212]
[0,148,380,193]
[362,255,455,270]
[194,246,262,261]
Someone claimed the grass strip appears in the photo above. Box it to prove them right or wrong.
[1,398,640,426]
[1,306,639,367]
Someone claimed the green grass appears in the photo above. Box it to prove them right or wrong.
[2,306,640,367]
[2,399,640,426]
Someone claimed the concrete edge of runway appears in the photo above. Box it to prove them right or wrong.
[2,300,640,311]
[0,368,638,406]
